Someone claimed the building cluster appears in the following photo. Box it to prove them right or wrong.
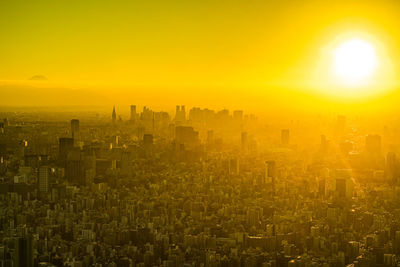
[0,107,400,267]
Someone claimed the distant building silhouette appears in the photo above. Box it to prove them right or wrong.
[71,119,80,146]
[112,105,117,124]
[59,137,74,167]
[241,132,248,150]
[130,105,137,121]
[175,126,198,145]
[265,160,276,184]
[12,236,33,267]
[38,166,50,193]
[333,169,354,198]
[175,105,186,124]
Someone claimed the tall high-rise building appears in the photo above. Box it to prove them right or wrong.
[141,106,153,122]
[130,105,137,121]
[38,166,50,193]
[175,105,186,123]
[112,105,117,124]
[333,169,354,198]
[265,160,276,184]
[71,119,79,139]
[66,149,85,185]
[386,152,399,183]
[395,231,400,255]
[181,105,185,118]
[71,119,80,147]
[175,126,198,145]
[241,132,248,150]
[12,236,33,267]
[59,137,74,167]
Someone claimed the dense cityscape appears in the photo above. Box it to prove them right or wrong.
[0,105,399,267]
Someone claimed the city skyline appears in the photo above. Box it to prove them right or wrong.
[2,1,400,266]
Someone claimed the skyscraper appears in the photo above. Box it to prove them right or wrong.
[241,132,248,150]
[386,152,399,183]
[13,236,33,267]
[59,137,74,167]
[265,160,276,184]
[38,166,50,193]
[71,119,79,139]
[112,105,117,124]
[333,169,354,198]
[71,119,80,146]
[130,105,137,121]
[175,105,186,124]
[175,126,199,145]
[66,149,85,185]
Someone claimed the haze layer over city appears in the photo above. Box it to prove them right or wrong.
[1,1,400,267]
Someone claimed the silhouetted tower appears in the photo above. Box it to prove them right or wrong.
[13,236,33,267]
[175,105,186,124]
[241,132,248,150]
[59,137,74,167]
[71,119,79,138]
[38,166,50,193]
[112,105,117,124]
[71,119,80,147]
[386,152,399,184]
[265,160,276,183]
[181,105,186,119]
[152,112,155,134]
[130,105,136,121]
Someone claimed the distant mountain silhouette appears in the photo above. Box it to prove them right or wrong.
[29,75,48,81]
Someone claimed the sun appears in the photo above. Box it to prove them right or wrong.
[333,38,378,86]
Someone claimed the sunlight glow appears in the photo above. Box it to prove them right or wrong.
[333,38,378,86]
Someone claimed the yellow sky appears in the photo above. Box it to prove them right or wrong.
[0,0,399,107]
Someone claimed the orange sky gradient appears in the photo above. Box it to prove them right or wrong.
[1,0,400,113]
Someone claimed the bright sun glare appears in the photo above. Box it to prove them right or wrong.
[333,38,378,86]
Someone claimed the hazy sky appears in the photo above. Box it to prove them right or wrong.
[1,0,400,108]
